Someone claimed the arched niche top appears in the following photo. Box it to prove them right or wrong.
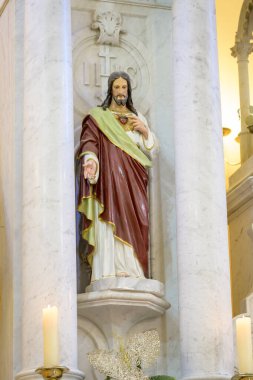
[231,0,253,59]
[236,0,253,39]
[230,0,253,163]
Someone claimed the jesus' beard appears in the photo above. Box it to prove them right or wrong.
[113,95,128,106]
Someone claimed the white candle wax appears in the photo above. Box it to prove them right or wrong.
[236,315,253,374]
[43,305,59,367]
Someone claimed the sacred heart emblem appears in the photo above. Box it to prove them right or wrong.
[118,116,128,125]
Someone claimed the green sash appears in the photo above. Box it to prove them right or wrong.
[90,107,152,168]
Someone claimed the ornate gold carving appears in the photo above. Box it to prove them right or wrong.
[231,0,253,59]
[35,366,69,380]
[231,36,253,59]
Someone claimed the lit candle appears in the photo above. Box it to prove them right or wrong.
[236,314,253,374]
[42,305,59,367]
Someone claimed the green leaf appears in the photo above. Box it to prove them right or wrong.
[150,377,175,380]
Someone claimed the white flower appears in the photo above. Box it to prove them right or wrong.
[87,329,160,380]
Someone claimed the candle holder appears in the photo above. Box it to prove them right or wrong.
[232,374,253,380]
[35,366,69,380]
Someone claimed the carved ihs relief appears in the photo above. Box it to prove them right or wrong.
[73,9,150,116]
[91,10,126,46]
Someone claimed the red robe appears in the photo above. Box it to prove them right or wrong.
[78,113,150,276]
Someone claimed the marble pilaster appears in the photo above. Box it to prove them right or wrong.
[0,1,16,379]
[172,1,233,379]
[16,1,83,379]
[227,158,253,316]
[231,38,253,163]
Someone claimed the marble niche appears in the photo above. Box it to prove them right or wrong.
[71,1,175,379]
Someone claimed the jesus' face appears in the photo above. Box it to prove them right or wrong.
[111,77,128,106]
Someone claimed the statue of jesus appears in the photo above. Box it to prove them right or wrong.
[77,71,158,283]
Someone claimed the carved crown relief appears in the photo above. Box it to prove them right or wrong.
[91,11,126,46]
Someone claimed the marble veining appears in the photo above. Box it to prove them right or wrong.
[173,0,233,378]
[19,1,81,377]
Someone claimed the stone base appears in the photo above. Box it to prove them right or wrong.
[85,277,165,297]
[78,278,170,349]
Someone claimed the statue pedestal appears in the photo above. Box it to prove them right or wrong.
[85,277,165,296]
[77,278,170,350]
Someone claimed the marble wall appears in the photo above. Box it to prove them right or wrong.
[0,1,234,379]
[0,1,16,379]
